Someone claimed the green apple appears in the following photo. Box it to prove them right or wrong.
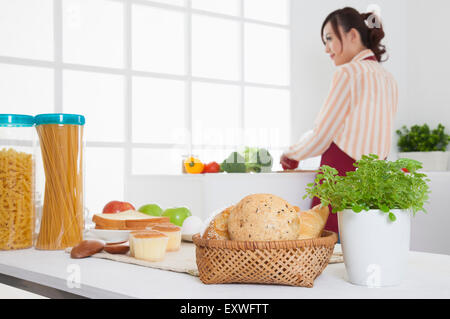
[138,204,163,217]
[162,207,192,227]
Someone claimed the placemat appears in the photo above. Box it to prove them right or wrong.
[66,242,198,276]
[66,242,343,277]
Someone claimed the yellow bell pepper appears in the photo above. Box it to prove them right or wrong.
[184,157,204,174]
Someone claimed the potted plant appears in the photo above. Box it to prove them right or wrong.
[397,124,450,171]
[304,154,430,287]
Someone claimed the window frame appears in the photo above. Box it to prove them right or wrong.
[0,0,292,179]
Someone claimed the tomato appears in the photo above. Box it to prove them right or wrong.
[203,162,221,174]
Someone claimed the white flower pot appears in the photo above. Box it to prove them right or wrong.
[338,209,411,287]
[398,151,449,171]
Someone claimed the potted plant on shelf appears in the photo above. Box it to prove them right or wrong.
[397,123,450,171]
[304,154,430,287]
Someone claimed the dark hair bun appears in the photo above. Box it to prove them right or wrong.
[322,7,388,62]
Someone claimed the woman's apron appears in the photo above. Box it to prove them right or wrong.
[310,142,356,234]
[310,54,378,235]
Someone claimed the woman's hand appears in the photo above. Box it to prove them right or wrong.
[280,154,299,171]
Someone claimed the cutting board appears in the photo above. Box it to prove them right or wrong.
[66,242,343,277]
[275,170,318,173]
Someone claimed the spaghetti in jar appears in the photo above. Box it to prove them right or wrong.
[35,114,85,250]
[0,114,36,250]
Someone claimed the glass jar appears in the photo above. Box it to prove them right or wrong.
[34,114,85,250]
[0,114,36,250]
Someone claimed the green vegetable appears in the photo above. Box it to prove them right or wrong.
[303,154,431,222]
[220,148,273,173]
[396,124,450,152]
[220,152,247,173]
[243,147,273,173]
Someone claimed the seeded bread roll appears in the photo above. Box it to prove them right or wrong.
[228,194,301,241]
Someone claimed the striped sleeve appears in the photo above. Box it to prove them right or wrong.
[393,80,399,115]
[284,67,351,161]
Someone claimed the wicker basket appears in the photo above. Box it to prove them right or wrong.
[193,230,338,288]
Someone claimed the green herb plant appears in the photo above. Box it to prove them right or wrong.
[396,124,450,152]
[304,154,431,222]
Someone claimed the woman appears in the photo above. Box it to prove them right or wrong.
[280,7,398,235]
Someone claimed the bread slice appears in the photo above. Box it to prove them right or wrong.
[92,210,170,230]
[297,205,330,240]
[94,224,149,231]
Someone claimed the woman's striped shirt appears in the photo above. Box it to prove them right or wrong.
[284,49,398,161]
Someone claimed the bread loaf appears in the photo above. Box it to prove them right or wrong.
[227,194,301,241]
[202,196,329,242]
[297,205,330,240]
[92,210,170,230]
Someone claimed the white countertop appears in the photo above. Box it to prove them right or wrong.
[0,246,449,299]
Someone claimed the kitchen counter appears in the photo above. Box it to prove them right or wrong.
[0,246,449,299]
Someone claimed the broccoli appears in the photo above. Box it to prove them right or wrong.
[243,147,273,173]
[220,151,247,173]
[220,148,273,173]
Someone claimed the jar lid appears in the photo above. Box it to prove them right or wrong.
[0,114,35,127]
[35,113,85,126]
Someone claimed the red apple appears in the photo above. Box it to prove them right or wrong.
[102,201,135,214]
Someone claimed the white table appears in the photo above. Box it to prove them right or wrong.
[0,246,449,299]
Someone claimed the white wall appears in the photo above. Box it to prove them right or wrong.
[405,0,450,131]
[410,172,450,255]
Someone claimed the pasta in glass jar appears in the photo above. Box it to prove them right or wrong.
[0,114,35,250]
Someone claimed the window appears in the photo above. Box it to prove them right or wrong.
[0,0,291,214]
